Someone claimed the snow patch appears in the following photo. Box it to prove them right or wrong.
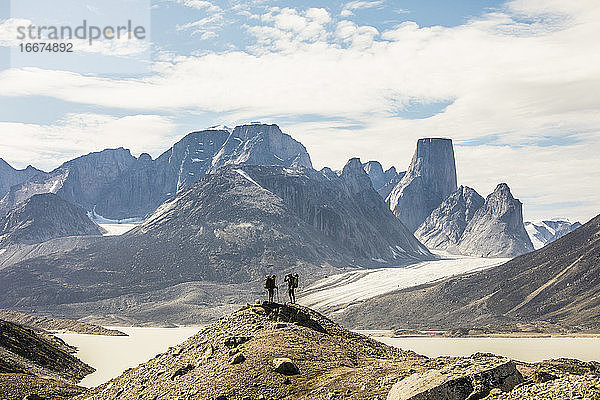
[88,209,144,236]
[234,169,263,189]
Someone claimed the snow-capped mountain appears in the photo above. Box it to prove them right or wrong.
[525,219,582,249]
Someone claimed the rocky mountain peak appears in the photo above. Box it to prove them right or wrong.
[387,138,458,231]
[341,158,374,194]
[457,183,534,257]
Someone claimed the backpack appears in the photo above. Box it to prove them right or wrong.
[292,275,299,289]
[264,276,275,289]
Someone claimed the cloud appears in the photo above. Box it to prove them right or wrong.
[178,0,221,13]
[0,114,177,171]
[341,1,385,17]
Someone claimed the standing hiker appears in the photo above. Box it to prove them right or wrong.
[284,273,299,304]
[264,274,276,302]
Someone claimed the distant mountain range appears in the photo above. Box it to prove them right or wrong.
[0,124,312,219]
[525,219,582,249]
[338,212,600,330]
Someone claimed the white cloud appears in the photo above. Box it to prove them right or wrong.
[0,114,177,171]
[179,0,221,13]
[340,0,385,17]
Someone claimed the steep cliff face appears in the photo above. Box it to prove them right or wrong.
[387,138,457,232]
[0,159,43,200]
[415,186,485,251]
[457,183,534,257]
[0,193,103,246]
[212,124,313,170]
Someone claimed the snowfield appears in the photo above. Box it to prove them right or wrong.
[299,252,510,314]
[88,210,144,236]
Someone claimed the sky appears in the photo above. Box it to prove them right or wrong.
[0,0,599,223]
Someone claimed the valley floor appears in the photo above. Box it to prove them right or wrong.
[299,252,509,314]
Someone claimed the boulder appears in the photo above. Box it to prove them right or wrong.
[272,358,300,375]
[386,354,523,400]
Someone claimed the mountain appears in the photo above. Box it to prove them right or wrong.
[363,161,405,199]
[387,138,458,232]
[0,319,92,400]
[415,186,485,252]
[0,163,432,324]
[0,193,103,247]
[337,212,600,330]
[0,124,313,220]
[0,158,43,199]
[0,148,136,217]
[525,219,582,249]
[456,183,534,257]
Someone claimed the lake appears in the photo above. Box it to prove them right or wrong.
[56,326,202,387]
[57,327,600,388]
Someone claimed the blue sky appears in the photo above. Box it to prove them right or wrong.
[0,0,599,223]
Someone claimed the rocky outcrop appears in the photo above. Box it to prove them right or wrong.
[0,159,43,200]
[387,354,523,400]
[336,212,600,330]
[415,186,485,252]
[387,138,457,232]
[0,319,92,400]
[0,309,125,336]
[525,219,582,250]
[0,163,432,323]
[1,124,313,220]
[363,161,405,199]
[0,193,103,246]
[457,184,534,258]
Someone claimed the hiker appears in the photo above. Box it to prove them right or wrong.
[264,274,277,302]
[284,273,299,304]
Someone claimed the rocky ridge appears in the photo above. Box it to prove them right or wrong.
[0,158,43,199]
[77,302,523,400]
[416,184,534,258]
[525,219,582,250]
[0,193,104,247]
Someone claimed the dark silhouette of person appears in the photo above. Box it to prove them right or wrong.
[284,273,299,303]
[264,274,276,302]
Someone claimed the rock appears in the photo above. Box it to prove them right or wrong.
[0,158,42,199]
[386,355,523,400]
[387,138,458,232]
[415,186,485,252]
[170,364,195,380]
[457,183,534,257]
[273,358,300,375]
[224,336,251,348]
[363,161,405,199]
[230,353,246,365]
[23,395,46,400]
